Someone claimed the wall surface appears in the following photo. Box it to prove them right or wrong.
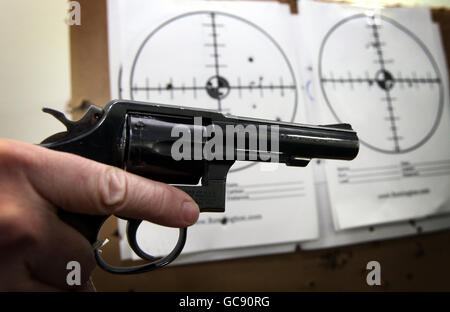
[0,0,70,143]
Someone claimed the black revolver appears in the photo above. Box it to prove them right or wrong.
[40,100,359,274]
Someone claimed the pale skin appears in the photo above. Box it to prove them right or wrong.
[0,139,200,291]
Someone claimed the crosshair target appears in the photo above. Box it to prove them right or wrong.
[205,75,230,100]
[125,11,298,171]
[319,14,443,154]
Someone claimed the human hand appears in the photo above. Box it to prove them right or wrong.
[0,139,199,291]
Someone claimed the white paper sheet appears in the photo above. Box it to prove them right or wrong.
[108,0,318,260]
[300,0,450,230]
[299,6,450,248]
[301,163,450,250]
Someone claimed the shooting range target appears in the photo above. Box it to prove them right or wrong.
[119,11,299,171]
[319,14,443,154]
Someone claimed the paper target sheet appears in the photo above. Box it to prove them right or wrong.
[107,0,318,260]
[301,165,450,250]
[300,21,450,249]
[301,0,450,230]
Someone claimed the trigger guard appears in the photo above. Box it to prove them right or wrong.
[94,219,187,274]
[126,219,187,262]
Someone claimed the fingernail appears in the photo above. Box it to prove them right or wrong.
[182,201,200,225]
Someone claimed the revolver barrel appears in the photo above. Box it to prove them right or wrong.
[214,117,359,166]
[124,108,359,184]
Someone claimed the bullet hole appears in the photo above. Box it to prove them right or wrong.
[248,56,254,62]
[166,83,173,90]
[319,250,349,269]
[221,217,228,225]
[415,242,425,258]
[320,252,338,269]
